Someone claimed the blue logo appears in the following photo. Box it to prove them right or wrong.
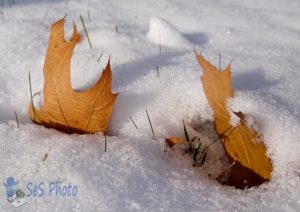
[26,180,78,197]
[3,177,29,207]
[3,177,78,207]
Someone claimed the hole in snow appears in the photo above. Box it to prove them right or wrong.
[167,116,269,189]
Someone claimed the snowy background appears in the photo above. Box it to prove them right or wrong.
[0,0,300,211]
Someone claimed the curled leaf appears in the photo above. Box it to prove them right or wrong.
[196,53,272,188]
[28,18,118,134]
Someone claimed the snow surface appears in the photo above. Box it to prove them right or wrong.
[147,17,191,48]
[0,0,300,211]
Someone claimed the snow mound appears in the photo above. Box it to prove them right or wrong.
[147,17,191,48]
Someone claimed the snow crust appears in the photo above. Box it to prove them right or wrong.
[0,0,300,211]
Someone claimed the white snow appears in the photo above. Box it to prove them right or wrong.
[0,0,300,211]
[147,17,191,48]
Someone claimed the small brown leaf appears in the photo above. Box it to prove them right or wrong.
[28,18,118,134]
[196,53,272,188]
[166,136,183,148]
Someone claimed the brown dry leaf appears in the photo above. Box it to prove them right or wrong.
[28,18,118,134]
[166,136,183,148]
[196,53,272,188]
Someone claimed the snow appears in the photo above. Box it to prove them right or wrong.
[147,17,191,48]
[0,0,300,211]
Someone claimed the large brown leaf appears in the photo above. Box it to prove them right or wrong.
[196,53,272,188]
[28,18,118,134]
